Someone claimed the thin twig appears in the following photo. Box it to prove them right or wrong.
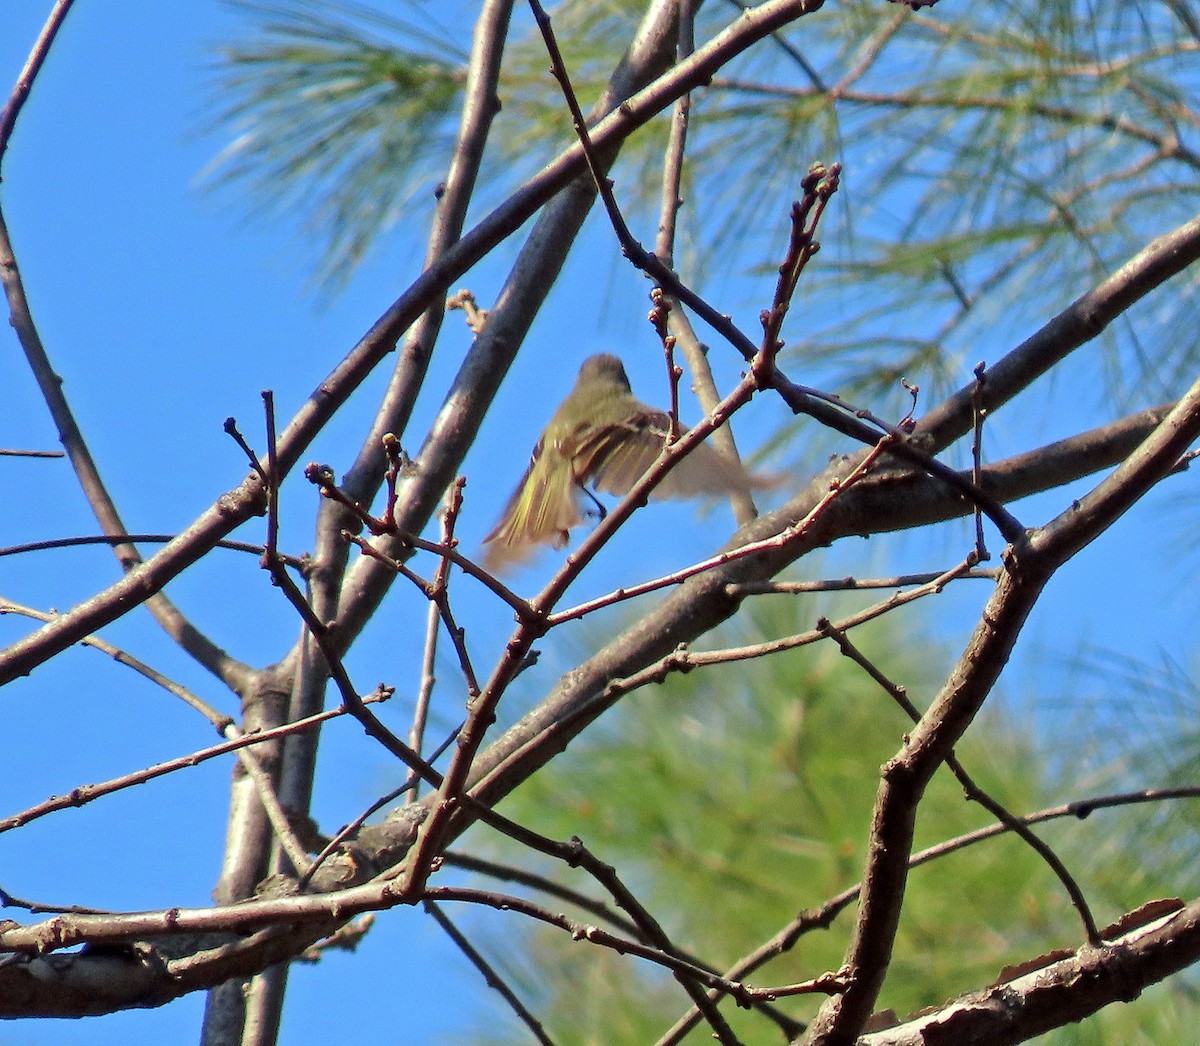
[443,851,642,936]
[425,885,766,1009]
[545,435,892,626]
[0,0,77,165]
[526,0,1025,542]
[0,533,306,570]
[425,901,557,1046]
[655,784,1200,1044]
[427,478,481,698]
[969,363,989,560]
[817,618,1099,944]
[411,599,440,799]
[728,568,1000,596]
[307,462,536,620]
[439,848,805,1037]
[297,915,375,962]
[719,0,828,91]
[264,552,437,784]
[707,80,1200,172]
[0,598,233,730]
[247,390,315,878]
[760,162,842,355]
[650,2,756,522]
[297,780,422,893]
[612,556,979,691]
[297,721,469,892]
[0,690,391,835]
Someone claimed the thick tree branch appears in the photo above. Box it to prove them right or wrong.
[803,377,1200,1044]
[457,400,1177,813]
[0,0,823,685]
[916,213,1200,448]
[6,396,1156,1012]
[859,899,1200,1046]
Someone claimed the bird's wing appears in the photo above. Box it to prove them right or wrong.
[571,410,669,495]
[574,409,757,498]
[482,439,583,571]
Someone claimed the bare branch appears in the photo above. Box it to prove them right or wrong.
[425,901,557,1046]
[860,900,1200,1046]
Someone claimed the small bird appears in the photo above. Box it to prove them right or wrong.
[482,353,766,572]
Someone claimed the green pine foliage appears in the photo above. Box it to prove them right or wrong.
[194,5,1200,1039]
[206,0,1200,441]
[203,1,467,286]
[453,601,1195,1043]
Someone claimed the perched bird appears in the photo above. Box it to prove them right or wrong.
[482,353,766,572]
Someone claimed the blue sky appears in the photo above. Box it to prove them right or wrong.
[2,4,495,1042]
[2,3,1197,1044]
[0,5,775,1042]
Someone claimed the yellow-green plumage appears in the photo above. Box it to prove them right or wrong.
[482,354,764,572]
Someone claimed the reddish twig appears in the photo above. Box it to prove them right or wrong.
[306,462,536,620]
[610,555,979,692]
[425,885,762,1010]
[545,433,892,626]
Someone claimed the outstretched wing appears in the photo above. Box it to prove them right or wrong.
[572,409,759,498]
[482,439,583,572]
